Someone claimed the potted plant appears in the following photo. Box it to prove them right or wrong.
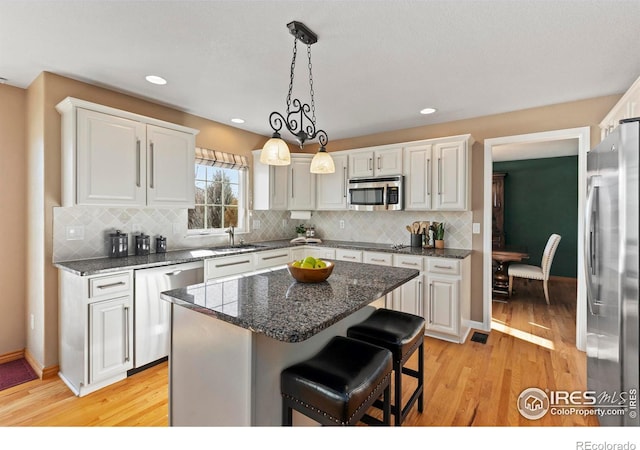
[295,224,306,238]
[434,222,445,249]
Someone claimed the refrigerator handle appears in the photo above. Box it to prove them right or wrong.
[584,177,600,316]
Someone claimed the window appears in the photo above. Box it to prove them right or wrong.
[188,148,248,233]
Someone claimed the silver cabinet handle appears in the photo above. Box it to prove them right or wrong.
[426,158,431,196]
[166,270,183,276]
[343,166,347,198]
[437,157,442,195]
[124,306,130,362]
[371,258,386,262]
[136,139,141,187]
[429,283,434,323]
[262,253,288,260]
[401,261,419,266]
[418,280,423,316]
[215,259,251,268]
[97,281,126,290]
[368,157,372,171]
[434,265,452,270]
[149,141,155,189]
[343,255,357,260]
[377,156,381,170]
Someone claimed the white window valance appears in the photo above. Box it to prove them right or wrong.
[195,147,249,170]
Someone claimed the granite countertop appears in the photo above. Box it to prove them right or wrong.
[54,239,472,276]
[160,260,420,343]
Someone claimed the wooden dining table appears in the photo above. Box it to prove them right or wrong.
[492,246,530,300]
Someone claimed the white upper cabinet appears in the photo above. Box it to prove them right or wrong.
[403,135,472,211]
[348,146,403,178]
[288,154,316,210]
[252,149,288,210]
[316,153,348,210]
[146,125,196,207]
[252,150,315,211]
[600,75,640,140]
[56,97,199,208]
[76,109,147,206]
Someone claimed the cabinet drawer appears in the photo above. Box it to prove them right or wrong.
[205,254,255,280]
[363,251,392,266]
[254,249,291,270]
[427,258,460,276]
[393,254,424,271]
[89,272,131,298]
[335,249,362,262]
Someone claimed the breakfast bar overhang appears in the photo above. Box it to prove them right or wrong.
[160,260,420,426]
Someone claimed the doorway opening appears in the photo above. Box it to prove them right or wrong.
[483,127,590,351]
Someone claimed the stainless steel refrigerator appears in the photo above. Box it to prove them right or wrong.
[586,117,639,426]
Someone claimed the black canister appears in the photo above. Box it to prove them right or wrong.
[155,235,167,254]
[108,230,128,258]
[135,233,150,256]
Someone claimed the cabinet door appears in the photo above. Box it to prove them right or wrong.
[89,296,133,384]
[316,154,348,210]
[433,140,467,210]
[392,274,423,317]
[335,249,362,262]
[253,248,291,270]
[348,151,374,178]
[252,149,288,210]
[375,147,403,176]
[147,125,195,208]
[425,275,459,335]
[76,108,146,206]
[403,144,433,210]
[288,156,316,210]
[307,247,336,260]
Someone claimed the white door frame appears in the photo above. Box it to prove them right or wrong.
[483,127,590,351]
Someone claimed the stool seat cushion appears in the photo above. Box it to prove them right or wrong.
[347,309,425,364]
[281,336,392,424]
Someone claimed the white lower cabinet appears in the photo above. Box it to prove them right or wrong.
[253,248,291,270]
[335,248,363,262]
[390,254,470,343]
[205,254,255,282]
[89,296,133,384]
[424,275,459,336]
[59,270,134,397]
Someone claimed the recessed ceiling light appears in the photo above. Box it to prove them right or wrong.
[231,118,245,124]
[420,107,437,115]
[145,75,167,85]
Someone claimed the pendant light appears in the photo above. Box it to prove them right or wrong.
[261,21,334,173]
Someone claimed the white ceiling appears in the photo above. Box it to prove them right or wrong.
[2,0,640,145]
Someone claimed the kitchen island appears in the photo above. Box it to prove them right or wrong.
[160,260,420,426]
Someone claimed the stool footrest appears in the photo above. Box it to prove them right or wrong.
[402,367,420,378]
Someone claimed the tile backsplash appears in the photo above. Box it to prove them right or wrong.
[53,206,472,262]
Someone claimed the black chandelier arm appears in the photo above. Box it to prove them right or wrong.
[268,111,286,134]
[316,129,328,147]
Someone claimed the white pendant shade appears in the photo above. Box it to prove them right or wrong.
[261,137,291,165]
[310,148,335,174]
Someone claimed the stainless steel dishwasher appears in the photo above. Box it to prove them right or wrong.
[134,260,204,369]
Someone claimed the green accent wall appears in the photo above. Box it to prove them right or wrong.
[493,156,578,278]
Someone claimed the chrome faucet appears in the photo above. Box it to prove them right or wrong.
[225,225,235,246]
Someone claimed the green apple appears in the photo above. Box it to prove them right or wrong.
[303,256,316,267]
[315,260,326,268]
[301,262,314,269]
[291,261,301,268]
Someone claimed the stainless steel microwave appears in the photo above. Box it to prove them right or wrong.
[347,175,404,211]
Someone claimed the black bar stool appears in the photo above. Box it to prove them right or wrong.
[280,336,393,426]
[347,308,425,426]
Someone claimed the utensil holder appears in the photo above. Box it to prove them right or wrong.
[410,233,423,248]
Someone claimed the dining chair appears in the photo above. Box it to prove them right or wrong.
[508,234,562,304]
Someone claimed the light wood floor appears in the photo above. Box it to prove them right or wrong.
[0,277,597,427]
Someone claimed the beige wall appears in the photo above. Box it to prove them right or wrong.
[0,84,27,356]
[315,95,620,321]
[24,72,269,368]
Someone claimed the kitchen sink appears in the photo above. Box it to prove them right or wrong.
[209,244,266,254]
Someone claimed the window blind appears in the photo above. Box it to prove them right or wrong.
[194,147,249,170]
